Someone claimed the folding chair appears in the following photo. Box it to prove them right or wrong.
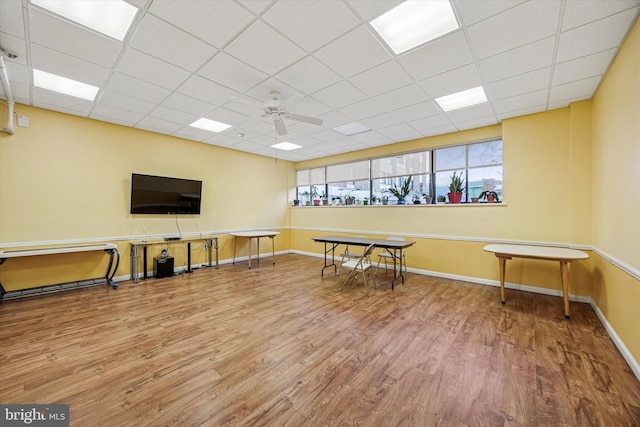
[340,244,377,291]
[375,236,408,275]
[337,236,368,274]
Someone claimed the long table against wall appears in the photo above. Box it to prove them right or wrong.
[130,235,218,283]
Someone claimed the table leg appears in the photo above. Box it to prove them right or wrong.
[560,261,571,318]
[271,236,275,264]
[233,237,237,265]
[498,256,508,304]
[257,237,260,264]
[248,238,252,269]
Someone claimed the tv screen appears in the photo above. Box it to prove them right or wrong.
[130,173,202,215]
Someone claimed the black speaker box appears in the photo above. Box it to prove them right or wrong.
[154,256,174,278]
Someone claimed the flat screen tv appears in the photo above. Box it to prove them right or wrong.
[130,173,202,214]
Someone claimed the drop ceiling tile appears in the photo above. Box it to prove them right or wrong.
[360,112,403,129]
[100,90,156,115]
[30,44,110,87]
[0,1,24,38]
[129,14,217,72]
[161,92,216,117]
[136,116,183,134]
[177,75,238,105]
[274,56,342,95]
[148,0,255,49]
[0,32,28,67]
[198,52,268,93]
[224,20,306,75]
[492,89,548,115]
[262,1,360,52]
[446,103,494,122]
[556,8,639,62]
[562,0,640,31]
[398,30,474,81]
[485,68,551,101]
[377,123,418,138]
[420,124,458,137]
[90,104,143,126]
[497,105,546,121]
[339,98,387,121]
[149,105,199,126]
[206,107,250,127]
[27,7,122,69]
[552,49,616,86]
[4,61,29,86]
[106,72,171,104]
[311,80,367,109]
[374,84,428,110]
[418,64,482,99]
[409,114,452,132]
[455,115,499,131]
[392,101,441,122]
[346,0,402,21]
[479,37,555,82]
[452,0,526,26]
[173,126,210,142]
[236,0,272,15]
[313,26,391,78]
[348,60,413,98]
[33,87,92,115]
[467,0,561,59]
[549,76,601,104]
[116,48,191,90]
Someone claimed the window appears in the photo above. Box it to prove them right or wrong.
[434,140,502,202]
[293,138,502,206]
[372,152,430,203]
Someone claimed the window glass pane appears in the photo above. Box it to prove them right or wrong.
[327,180,369,203]
[372,151,429,178]
[372,174,429,204]
[327,160,369,182]
[468,166,503,199]
[468,140,502,167]
[435,146,466,171]
[435,170,465,200]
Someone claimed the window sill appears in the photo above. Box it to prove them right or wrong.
[291,202,506,208]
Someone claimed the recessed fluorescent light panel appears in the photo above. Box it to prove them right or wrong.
[31,0,138,41]
[435,86,488,112]
[370,0,459,54]
[333,122,371,136]
[271,142,301,151]
[189,118,232,133]
[33,69,99,101]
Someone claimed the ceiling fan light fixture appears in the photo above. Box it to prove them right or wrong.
[31,0,138,41]
[33,69,99,101]
[189,118,232,133]
[435,86,488,112]
[370,0,459,55]
[271,142,301,151]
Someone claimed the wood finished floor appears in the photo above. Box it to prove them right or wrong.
[1,254,639,426]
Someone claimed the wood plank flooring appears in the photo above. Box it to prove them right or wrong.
[1,254,639,426]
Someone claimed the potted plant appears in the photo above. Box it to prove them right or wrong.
[447,171,465,204]
[301,190,310,206]
[293,199,300,206]
[423,193,432,204]
[363,197,369,205]
[382,196,389,205]
[479,190,500,203]
[312,186,321,206]
[437,195,446,204]
[387,175,413,204]
[345,194,355,205]
[371,195,378,205]
[321,191,328,206]
[412,194,421,204]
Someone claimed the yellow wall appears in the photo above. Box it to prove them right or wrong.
[590,18,640,362]
[0,105,293,288]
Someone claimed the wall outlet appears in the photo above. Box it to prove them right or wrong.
[17,115,29,127]
[203,243,208,250]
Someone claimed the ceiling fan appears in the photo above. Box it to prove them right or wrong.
[235,91,323,136]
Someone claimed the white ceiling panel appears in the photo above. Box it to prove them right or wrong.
[27,7,123,69]
[556,7,639,62]
[198,52,268,94]
[224,20,306,75]
[467,0,561,59]
[129,14,217,72]
[261,0,360,52]
[0,0,637,161]
[313,26,391,78]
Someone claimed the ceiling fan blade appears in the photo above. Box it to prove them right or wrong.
[286,113,323,126]
[273,117,287,135]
